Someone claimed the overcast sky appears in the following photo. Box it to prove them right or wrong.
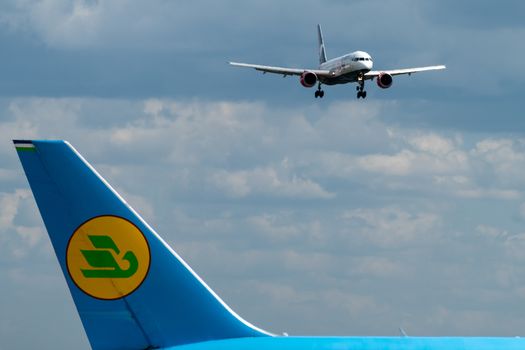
[1,1,525,349]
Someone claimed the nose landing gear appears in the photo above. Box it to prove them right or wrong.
[356,74,367,99]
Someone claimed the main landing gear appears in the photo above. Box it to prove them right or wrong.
[356,74,367,99]
[314,83,325,98]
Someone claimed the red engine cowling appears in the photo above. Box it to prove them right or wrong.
[300,71,317,88]
[376,72,393,89]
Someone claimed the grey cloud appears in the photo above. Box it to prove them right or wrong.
[3,93,525,348]
[0,0,523,107]
[210,166,335,199]
[0,1,524,348]
[341,207,440,248]
[422,1,525,29]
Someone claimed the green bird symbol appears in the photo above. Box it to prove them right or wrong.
[80,235,138,278]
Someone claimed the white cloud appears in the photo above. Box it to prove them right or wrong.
[352,256,404,277]
[1,0,102,48]
[110,100,270,166]
[356,133,468,176]
[476,225,508,240]
[357,150,416,176]
[520,202,525,220]
[342,207,440,247]
[0,0,524,344]
[0,189,30,227]
[407,133,457,155]
[246,214,324,244]
[1,98,81,153]
[472,139,525,186]
[320,289,384,316]
[0,189,45,259]
[473,139,525,167]
[457,188,520,200]
[116,187,155,221]
[3,97,525,341]
[210,166,335,199]
[503,233,525,262]
[3,96,525,204]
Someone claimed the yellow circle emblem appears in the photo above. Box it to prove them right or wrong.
[66,216,150,300]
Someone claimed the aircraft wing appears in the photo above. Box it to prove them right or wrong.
[229,62,332,77]
[364,65,446,80]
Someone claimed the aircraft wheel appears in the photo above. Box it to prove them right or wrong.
[314,91,319,98]
[362,91,367,99]
[356,91,361,99]
[319,91,325,98]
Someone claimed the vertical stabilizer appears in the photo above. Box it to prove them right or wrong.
[317,24,327,64]
[14,140,270,350]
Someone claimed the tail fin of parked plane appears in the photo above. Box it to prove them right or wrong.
[317,24,327,64]
[14,140,270,350]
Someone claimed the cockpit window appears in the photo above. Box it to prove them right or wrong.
[353,57,372,62]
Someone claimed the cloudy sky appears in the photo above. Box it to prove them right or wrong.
[1,0,525,349]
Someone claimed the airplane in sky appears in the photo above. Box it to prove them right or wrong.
[15,139,525,350]
[230,25,445,99]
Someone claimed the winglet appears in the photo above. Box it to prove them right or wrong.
[399,327,408,337]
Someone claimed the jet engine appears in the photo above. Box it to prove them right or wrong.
[300,71,317,88]
[376,72,393,89]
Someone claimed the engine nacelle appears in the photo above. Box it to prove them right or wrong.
[376,72,393,89]
[300,71,317,88]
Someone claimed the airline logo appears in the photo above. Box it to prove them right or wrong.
[66,216,150,300]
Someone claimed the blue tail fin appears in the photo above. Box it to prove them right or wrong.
[14,140,270,350]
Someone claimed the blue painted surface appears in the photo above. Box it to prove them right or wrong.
[167,336,525,350]
[15,140,268,350]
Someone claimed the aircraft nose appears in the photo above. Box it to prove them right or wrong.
[360,61,372,71]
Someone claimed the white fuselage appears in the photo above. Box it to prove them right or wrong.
[319,50,373,85]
